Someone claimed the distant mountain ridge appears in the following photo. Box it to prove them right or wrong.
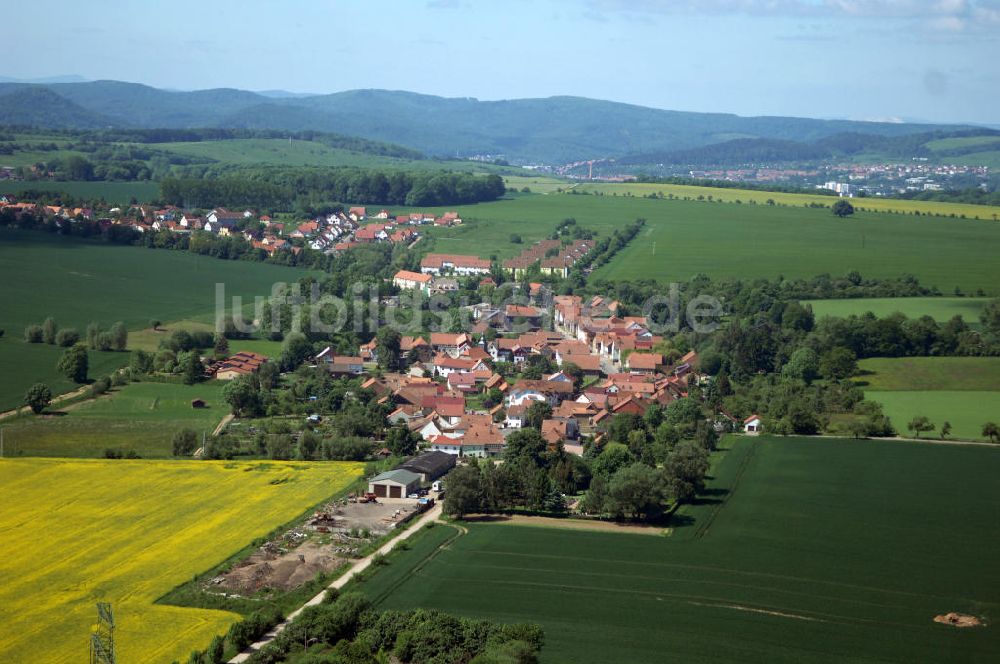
[0,79,982,164]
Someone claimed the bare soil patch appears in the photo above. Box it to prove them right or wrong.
[464,513,666,535]
[934,612,984,628]
[214,540,345,594]
[308,499,421,536]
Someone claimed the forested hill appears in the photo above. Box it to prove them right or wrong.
[619,129,1000,167]
[0,79,978,163]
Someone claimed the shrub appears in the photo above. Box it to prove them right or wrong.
[90,377,111,397]
[172,429,199,456]
[55,328,80,347]
[24,324,44,343]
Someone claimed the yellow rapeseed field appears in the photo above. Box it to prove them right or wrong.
[0,458,363,663]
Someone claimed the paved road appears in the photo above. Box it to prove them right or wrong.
[230,502,443,663]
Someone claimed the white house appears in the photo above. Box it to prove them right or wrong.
[744,414,762,434]
[393,270,433,294]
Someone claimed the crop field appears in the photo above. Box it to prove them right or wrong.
[866,391,1000,441]
[0,338,132,415]
[570,181,1000,219]
[0,230,307,411]
[584,197,1000,293]
[0,179,159,204]
[1,381,231,457]
[857,357,1000,391]
[0,458,363,664]
[402,194,1000,294]
[805,297,988,323]
[361,436,1000,663]
[404,194,1000,292]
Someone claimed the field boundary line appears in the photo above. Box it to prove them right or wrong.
[368,522,464,607]
[692,437,756,540]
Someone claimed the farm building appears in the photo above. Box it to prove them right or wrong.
[368,469,422,498]
[214,351,268,380]
[397,450,456,483]
[744,414,763,434]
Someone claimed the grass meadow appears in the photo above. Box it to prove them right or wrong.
[805,297,989,323]
[856,357,1000,440]
[1,381,231,457]
[357,436,1000,663]
[866,391,1000,441]
[0,229,307,411]
[0,458,363,664]
[856,357,1000,391]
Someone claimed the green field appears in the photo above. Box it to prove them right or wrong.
[0,229,307,411]
[0,381,230,457]
[866,391,1000,441]
[407,194,1000,293]
[925,136,1000,152]
[806,297,989,322]
[359,436,1000,663]
[948,151,1000,169]
[857,357,1000,391]
[156,138,443,169]
[128,318,283,359]
[585,197,1000,292]
[571,181,1000,219]
[502,175,570,194]
[0,179,159,204]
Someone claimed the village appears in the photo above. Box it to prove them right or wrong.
[0,198,463,257]
[209,278,751,472]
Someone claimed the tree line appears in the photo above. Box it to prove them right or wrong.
[160,168,505,210]
[182,589,543,664]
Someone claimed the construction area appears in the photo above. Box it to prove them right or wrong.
[211,498,423,595]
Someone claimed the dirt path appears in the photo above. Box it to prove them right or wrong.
[229,502,443,663]
[213,413,234,437]
[462,513,666,536]
[0,385,91,421]
[868,435,997,447]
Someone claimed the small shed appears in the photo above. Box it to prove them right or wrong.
[191,399,206,409]
[368,469,422,499]
[744,414,762,434]
[397,450,457,483]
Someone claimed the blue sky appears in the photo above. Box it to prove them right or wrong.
[6,0,999,124]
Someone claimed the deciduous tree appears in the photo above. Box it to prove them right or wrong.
[443,464,482,518]
[907,416,935,438]
[24,383,52,414]
[57,343,89,383]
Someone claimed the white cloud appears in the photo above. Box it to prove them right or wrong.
[583,0,1000,34]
